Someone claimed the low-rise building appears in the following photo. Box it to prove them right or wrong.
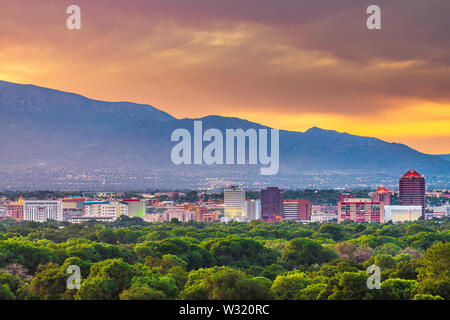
[384,205,422,223]
[23,200,63,222]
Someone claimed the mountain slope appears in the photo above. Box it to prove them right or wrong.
[437,154,450,162]
[0,80,448,188]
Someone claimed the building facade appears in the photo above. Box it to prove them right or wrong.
[399,169,426,217]
[338,198,384,224]
[83,201,128,221]
[23,200,63,222]
[123,199,146,217]
[245,199,261,221]
[372,186,392,206]
[224,187,246,218]
[283,200,312,221]
[261,187,284,222]
[384,205,422,223]
[6,201,24,221]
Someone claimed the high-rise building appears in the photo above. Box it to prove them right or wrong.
[23,200,63,222]
[224,186,246,218]
[338,198,384,224]
[372,186,392,206]
[261,187,283,222]
[399,169,426,217]
[283,200,312,221]
[245,199,261,221]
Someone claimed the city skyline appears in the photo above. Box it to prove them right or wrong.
[0,0,449,154]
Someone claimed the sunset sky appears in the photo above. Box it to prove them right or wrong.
[1,0,449,154]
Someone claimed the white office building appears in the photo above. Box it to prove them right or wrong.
[224,187,246,218]
[23,200,63,222]
[384,205,422,223]
[245,199,261,221]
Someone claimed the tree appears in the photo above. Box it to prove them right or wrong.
[271,272,311,300]
[412,293,444,300]
[119,287,165,300]
[352,247,375,263]
[259,264,287,281]
[335,242,356,260]
[135,239,215,270]
[416,242,450,299]
[389,260,418,280]
[281,238,338,268]
[378,279,418,300]
[295,283,327,300]
[203,237,275,268]
[328,271,369,300]
[318,224,345,241]
[0,283,15,300]
[374,254,396,270]
[76,259,134,300]
[180,267,272,300]
[375,243,401,256]
[128,274,178,299]
[0,270,22,294]
[29,263,68,300]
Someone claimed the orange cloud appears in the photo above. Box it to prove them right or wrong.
[0,0,449,154]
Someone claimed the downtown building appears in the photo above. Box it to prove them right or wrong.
[224,186,246,219]
[399,169,426,217]
[372,186,392,205]
[338,198,384,224]
[283,200,312,221]
[245,199,261,221]
[23,200,63,222]
[384,205,422,223]
[261,187,284,222]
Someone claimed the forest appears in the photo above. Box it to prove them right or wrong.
[0,217,448,300]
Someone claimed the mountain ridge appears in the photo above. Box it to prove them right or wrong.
[0,80,448,189]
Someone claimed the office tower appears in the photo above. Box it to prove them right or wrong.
[283,200,312,221]
[384,205,422,223]
[224,186,246,218]
[6,201,24,222]
[123,199,145,217]
[338,198,384,224]
[261,187,283,222]
[23,200,63,222]
[372,186,392,206]
[338,193,354,203]
[399,169,426,217]
[245,199,261,221]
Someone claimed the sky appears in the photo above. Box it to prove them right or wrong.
[0,0,449,154]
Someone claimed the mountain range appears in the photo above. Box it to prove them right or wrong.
[0,80,448,190]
